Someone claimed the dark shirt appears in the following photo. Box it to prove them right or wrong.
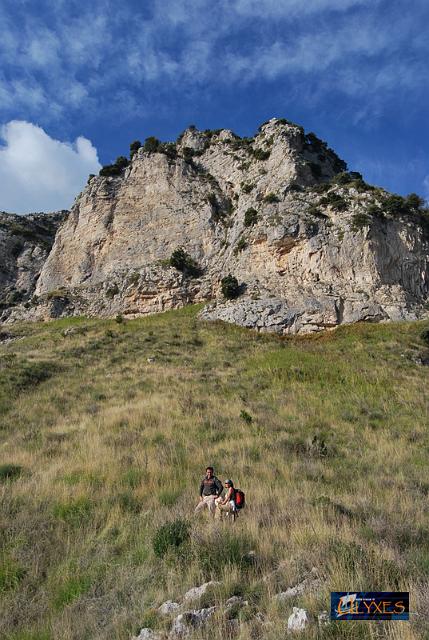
[200,475,223,497]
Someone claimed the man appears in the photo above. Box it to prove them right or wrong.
[195,466,223,518]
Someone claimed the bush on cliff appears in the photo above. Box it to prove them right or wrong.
[244,207,258,227]
[252,148,271,161]
[333,171,363,185]
[221,274,240,299]
[169,248,200,277]
[99,156,130,177]
[319,192,348,211]
[263,193,280,204]
[130,140,142,158]
[143,137,161,153]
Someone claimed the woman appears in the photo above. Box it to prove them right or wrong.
[215,479,237,521]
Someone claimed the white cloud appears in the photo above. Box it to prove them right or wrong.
[0,120,101,214]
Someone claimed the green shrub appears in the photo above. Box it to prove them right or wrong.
[14,361,58,391]
[351,178,368,192]
[115,314,124,324]
[338,172,352,184]
[117,491,141,513]
[406,193,426,210]
[160,142,177,159]
[244,208,258,227]
[275,118,295,126]
[312,183,330,194]
[252,148,270,161]
[99,164,121,177]
[99,156,129,177]
[203,128,223,137]
[349,171,363,180]
[143,136,161,153]
[169,248,200,277]
[307,205,326,218]
[264,193,280,204]
[182,146,194,160]
[207,192,230,223]
[46,287,68,301]
[129,140,142,158]
[52,497,92,526]
[53,576,91,610]
[383,194,409,216]
[196,529,256,575]
[0,463,22,481]
[241,182,254,194]
[334,171,363,185]
[367,203,383,217]
[115,156,129,170]
[351,212,371,231]
[240,410,253,424]
[221,275,240,299]
[305,132,326,150]
[234,237,247,255]
[238,161,251,171]
[122,468,144,489]
[153,519,190,558]
[319,193,348,211]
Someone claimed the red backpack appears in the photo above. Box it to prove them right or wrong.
[234,489,245,510]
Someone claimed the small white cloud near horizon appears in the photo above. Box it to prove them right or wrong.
[0,120,101,214]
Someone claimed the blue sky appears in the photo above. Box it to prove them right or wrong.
[1,0,428,213]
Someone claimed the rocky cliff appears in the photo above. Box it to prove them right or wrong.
[0,211,66,314]
[2,118,428,333]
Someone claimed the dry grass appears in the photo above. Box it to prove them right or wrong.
[0,306,428,639]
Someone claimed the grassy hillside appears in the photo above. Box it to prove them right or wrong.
[0,306,428,640]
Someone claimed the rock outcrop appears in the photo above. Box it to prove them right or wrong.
[0,211,65,314]
[1,118,428,333]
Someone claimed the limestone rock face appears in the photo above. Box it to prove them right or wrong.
[2,118,428,332]
[0,211,66,313]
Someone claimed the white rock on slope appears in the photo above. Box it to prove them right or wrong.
[182,580,220,602]
[158,600,180,615]
[132,628,165,640]
[169,607,216,637]
[287,607,309,632]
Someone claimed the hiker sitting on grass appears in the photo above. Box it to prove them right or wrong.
[215,479,236,520]
[195,466,223,518]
